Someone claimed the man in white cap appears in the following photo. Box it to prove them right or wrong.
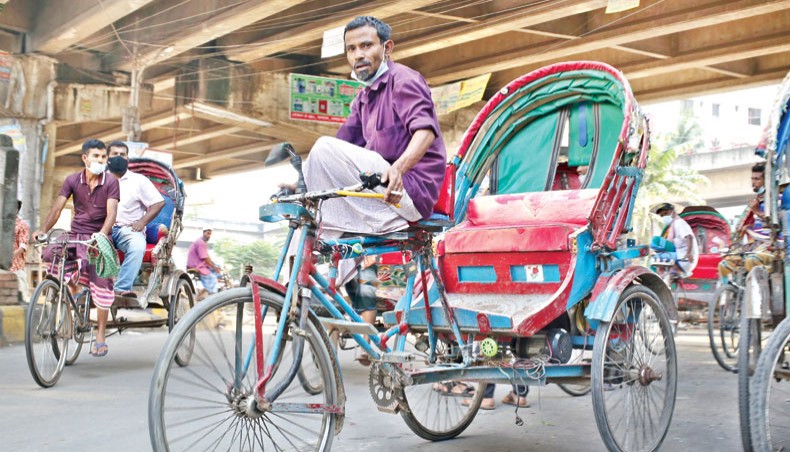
[187,227,223,300]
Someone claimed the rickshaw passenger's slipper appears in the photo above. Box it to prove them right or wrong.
[433,382,474,397]
[90,342,108,357]
[355,352,371,367]
[502,391,530,408]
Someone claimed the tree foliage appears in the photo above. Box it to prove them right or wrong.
[212,238,282,281]
[631,118,709,244]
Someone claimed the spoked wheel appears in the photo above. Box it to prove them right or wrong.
[751,316,790,452]
[398,336,484,441]
[558,342,592,396]
[740,266,769,452]
[64,291,88,366]
[297,344,324,395]
[25,279,70,388]
[149,287,339,451]
[708,283,741,372]
[167,278,195,367]
[591,285,677,452]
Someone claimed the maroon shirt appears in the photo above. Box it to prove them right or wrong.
[59,170,120,234]
[337,62,446,219]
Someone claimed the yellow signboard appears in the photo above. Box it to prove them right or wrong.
[431,73,491,116]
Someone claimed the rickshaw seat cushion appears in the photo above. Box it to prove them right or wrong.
[117,243,157,264]
[466,190,595,227]
[445,222,574,253]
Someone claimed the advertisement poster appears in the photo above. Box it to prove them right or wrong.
[289,74,364,124]
[431,73,491,116]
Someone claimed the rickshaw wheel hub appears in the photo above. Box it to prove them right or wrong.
[639,366,663,386]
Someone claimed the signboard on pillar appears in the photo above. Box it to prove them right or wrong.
[289,74,363,124]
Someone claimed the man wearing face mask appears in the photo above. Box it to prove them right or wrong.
[107,141,165,301]
[719,163,773,280]
[653,203,699,276]
[33,138,119,357]
[298,16,446,346]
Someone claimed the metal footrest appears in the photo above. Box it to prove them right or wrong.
[318,317,378,336]
[380,351,417,363]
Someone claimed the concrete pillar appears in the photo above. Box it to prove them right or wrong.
[0,134,19,271]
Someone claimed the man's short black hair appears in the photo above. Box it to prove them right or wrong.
[344,16,391,42]
[81,138,106,155]
[17,200,21,212]
[107,140,129,153]
[752,163,766,174]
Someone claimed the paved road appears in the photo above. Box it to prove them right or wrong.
[0,326,740,451]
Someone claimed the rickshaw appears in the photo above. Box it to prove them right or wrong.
[149,61,677,452]
[740,71,790,451]
[25,157,195,388]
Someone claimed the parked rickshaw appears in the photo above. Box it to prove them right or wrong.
[25,157,195,388]
[741,71,790,451]
[149,61,676,452]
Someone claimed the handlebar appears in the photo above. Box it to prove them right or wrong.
[271,172,399,207]
[34,229,98,247]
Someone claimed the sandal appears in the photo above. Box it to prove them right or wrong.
[433,382,475,397]
[462,397,495,410]
[502,391,530,408]
[90,342,108,357]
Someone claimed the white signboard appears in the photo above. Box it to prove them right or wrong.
[321,26,346,59]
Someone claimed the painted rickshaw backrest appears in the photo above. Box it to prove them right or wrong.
[451,62,648,250]
[128,158,187,244]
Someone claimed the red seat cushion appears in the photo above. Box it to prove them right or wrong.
[117,243,157,264]
[445,223,574,253]
[467,189,596,227]
[687,253,722,280]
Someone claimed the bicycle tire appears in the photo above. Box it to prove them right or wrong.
[708,284,740,373]
[149,287,339,451]
[167,278,194,367]
[25,279,69,388]
[740,267,768,452]
[591,285,677,452]
[750,315,790,452]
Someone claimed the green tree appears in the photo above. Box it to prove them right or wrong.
[632,141,709,244]
[664,113,704,155]
[212,238,282,281]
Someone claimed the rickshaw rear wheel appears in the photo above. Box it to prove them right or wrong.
[399,338,485,441]
[25,279,70,388]
[64,291,88,366]
[168,277,195,367]
[591,285,677,452]
[739,266,769,451]
[750,316,790,452]
[708,283,741,373]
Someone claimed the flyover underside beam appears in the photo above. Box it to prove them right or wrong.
[31,0,155,54]
[426,0,790,85]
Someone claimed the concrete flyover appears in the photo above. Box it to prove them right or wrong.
[674,145,759,209]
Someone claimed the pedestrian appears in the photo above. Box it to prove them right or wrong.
[11,200,30,302]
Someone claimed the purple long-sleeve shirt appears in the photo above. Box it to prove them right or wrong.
[336,62,446,219]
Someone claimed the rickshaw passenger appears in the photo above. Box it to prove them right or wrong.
[719,163,773,281]
[33,138,119,357]
[298,16,446,360]
[107,141,165,298]
[653,203,699,277]
[187,227,223,300]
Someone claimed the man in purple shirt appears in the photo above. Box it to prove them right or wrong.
[34,138,119,357]
[186,227,222,300]
[302,16,446,360]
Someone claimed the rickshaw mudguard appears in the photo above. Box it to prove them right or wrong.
[585,266,676,328]
[159,270,196,303]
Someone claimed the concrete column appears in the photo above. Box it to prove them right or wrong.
[0,134,20,271]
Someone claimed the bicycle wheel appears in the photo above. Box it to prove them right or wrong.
[557,382,592,397]
[25,279,70,388]
[167,278,195,367]
[591,285,677,452]
[751,315,790,452]
[149,287,339,451]
[708,283,741,372]
[399,336,484,441]
[64,291,88,366]
[740,267,768,451]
